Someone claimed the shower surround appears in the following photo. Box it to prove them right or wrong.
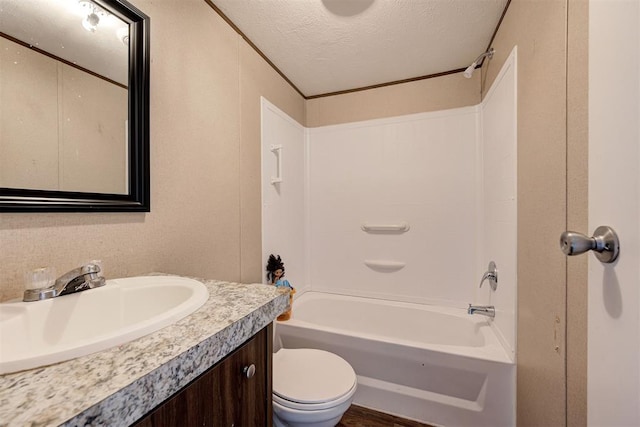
[262,48,518,426]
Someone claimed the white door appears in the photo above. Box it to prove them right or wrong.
[588,0,640,424]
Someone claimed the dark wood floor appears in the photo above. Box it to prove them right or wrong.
[337,405,433,427]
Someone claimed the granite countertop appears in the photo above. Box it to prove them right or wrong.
[0,276,288,427]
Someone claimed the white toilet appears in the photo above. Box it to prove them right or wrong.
[272,348,357,427]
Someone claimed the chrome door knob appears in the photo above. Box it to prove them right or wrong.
[559,225,620,263]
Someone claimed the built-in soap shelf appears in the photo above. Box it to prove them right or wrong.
[361,222,409,233]
[364,260,406,272]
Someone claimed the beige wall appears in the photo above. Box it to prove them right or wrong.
[566,0,588,425]
[306,72,480,127]
[60,64,128,194]
[483,0,576,425]
[0,0,304,301]
[0,38,128,194]
[1,38,60,191]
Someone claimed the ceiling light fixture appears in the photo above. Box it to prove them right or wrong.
[82,12,100,32]
[78,0,108,33]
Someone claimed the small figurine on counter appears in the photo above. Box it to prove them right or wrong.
[266,254,295,321]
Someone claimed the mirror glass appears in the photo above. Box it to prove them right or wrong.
[0,0,149,211]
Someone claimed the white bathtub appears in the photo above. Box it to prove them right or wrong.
[275,291,515,427]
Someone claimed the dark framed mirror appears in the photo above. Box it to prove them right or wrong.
[0,0,149,212]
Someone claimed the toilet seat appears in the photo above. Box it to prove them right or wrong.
[273,348,357,411]
[273,382,357,411]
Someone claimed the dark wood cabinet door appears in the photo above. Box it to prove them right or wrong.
[134,373,215,427]
[134,324,272,427]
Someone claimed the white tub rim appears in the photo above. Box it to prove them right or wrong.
[280,290,513,365]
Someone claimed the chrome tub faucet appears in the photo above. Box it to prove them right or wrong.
[467,304,495,318]
[23,263,106,302]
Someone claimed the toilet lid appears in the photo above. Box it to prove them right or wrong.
[273,348,356,404]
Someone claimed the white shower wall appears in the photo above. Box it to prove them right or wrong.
[479,48,518,357]
[307,109,479,306]
[261,99,307,292]
[262,47,517,357]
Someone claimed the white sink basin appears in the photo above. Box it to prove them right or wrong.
[0,276,208,375]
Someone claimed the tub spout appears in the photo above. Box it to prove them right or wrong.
[467,304,495,319]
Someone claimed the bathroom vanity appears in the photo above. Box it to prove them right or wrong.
[0,277,288,426]
[134,325,271,426]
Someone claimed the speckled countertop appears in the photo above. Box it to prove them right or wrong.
[0,276,288,427]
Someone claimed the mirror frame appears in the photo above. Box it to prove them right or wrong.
[0,0,150,212]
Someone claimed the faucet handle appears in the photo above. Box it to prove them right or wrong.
[479,261,498,291]
[83,260,103,275]
[24,267,56,290]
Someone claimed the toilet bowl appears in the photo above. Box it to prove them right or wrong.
[272,348,357,427]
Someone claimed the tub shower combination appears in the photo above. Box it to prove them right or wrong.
[264,50,518,425]
[275,292,515,426]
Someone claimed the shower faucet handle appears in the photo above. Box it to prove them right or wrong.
[479,261,498,291]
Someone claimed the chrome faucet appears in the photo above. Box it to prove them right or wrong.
[467,304,495,318]
[23,263,106,302]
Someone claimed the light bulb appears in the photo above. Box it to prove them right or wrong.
[82,12,100,32]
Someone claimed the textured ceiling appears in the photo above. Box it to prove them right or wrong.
[212,0,509,97]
